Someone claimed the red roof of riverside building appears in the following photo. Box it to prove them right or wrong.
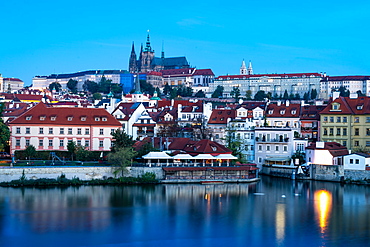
[9,102,121,126]
[320,96,370,115]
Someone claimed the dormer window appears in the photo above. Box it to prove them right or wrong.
[102,117,107,121]
[357,105,363,110]
[81,116,86,121]
[291,110,297,115]
[211,146,217,151]
[268,110,273,114]
[50,116,56,121]
[331,103,340,111]
[67,116,73,121]
[39,116,46,121]
[95,117,100,121]
[26,115,32,120]
[280,110,285,115]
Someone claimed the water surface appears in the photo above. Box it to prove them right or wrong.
[1,177,369,247]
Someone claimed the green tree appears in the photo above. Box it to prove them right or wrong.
[294,93,300,100]
[0,103,10,151]
[337,86,349,97]
[245,90,252,100]
[357,90,366,97]
[49,82,62,92]
[155,87,161,97]
[163,84,172,96]
[211,85,224,98]
[93,92,102,100]
[291,151,306,165]
[98,76,112,94]
[67,79,78,94]
[222,125,244,161]
[254,90,266,101]
[83,80,99,94]
[194,90,206,98]
[108,147,136,177]
[289,93,295,100]
[283,90,289,100]
[67,141,77,161]
[111,83,123,95]
[230,87,241,101]
[310,88,318,99]
[111,129,135,152]
[140,80,155,95]
[24,145,36,161]
[135,142,158,158]
[75,145,91,161]
[303,92,309,101]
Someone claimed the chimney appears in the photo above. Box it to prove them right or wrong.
[349,93,358,99]
[286,100,290,107]
[332,91,340,101]
[277,100,281,106]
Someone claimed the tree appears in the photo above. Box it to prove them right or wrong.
[291,151,306,165]
[98,76,112,94]
[310,88,318,100]
[111,83,123,95]
[135,142,158,158]
[24,145,36,161]
[230,87,241,101]
[294,93,300,100]
[289,93,295,100]
[93,93,102,100]
[49,82,62,92]
[337,86,349,97]
[83,80,99,94]
[108,147,136,177]
[194,90,206,98]
[211,85,224,98]
[283,90,289,100]
[111,129,135,152]
[140,80,155,95]
[67,141,77,161]
[163,84,172,96]
[245,90,252,100]
[67,79,78,94]
[0,103,10,151]
[357,90,366,97]
[193,116,213,140]
[222,125,244,162]
[254,90,266,101]
[303,92,309,101]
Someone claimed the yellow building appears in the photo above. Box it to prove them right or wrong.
[320,95,370,151]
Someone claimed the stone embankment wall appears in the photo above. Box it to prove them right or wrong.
[261,166,296,179]
[311,165,344,182]
[0,167,164,183]
[344,170,370,181]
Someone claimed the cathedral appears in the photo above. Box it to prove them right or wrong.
[128,33,190,73]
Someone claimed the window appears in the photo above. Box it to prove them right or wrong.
[26,116,32,120]
[354,117,359,123]
[323,116,328,122]
[99,140,104,147]
[40,116,46,121]
[60,139,64,147]
[355,159,360,164]
[51,116,56,121]
[354,141,359,147]
[366,141,370,147]
[336,128,341,136]
[102,117,107,121]
[275,146,279,151]
[258,145,262,151]
[16,139,20,146]
[99,129,104,135]
[39,139,43,147]
[323,128,327,136]
[343,117,347,123]
[39,128,44,134]
[266,145,270,151]
[258,157,262,163]
[283,145,288,152]
[366,117,370,123]
[67,116,73,121]
[367,128,370,136]
[355,128,359,135]
[95,117,100,121]
[332,104,340,110]
[16,127,20,134]
[350,159,353,164]
[49,128,53,134]
[77,128,82,135]
[60,128,64,135]
[68,128,72,135]
[251,145,254,151]
[343,140,347,147]
[25,139,30,146]
[77,140,81,146]
[85,128,90,135]
[329,128,334,136]
[343,128,347,136]
[49,139,53,147]
[85,140,90,147]
[81,117,86,121]
[26,127,30,134]
[336,117,341,123]
[329,117,334,123]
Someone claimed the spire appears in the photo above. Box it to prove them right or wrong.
[248,60,253,75]
[145,30,153,52]
[161,40,165,59]
[129,42,137,73]
[134,73,141,94]
[240,59,247,75]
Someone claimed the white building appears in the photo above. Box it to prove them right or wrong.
[305,142,349,166]
[343,153,370,170]
[211,73,323,99]
[2,78,24,93]
[320,76,370,99]
[8,103,122,154]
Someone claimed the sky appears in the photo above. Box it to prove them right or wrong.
[1,0,369,86]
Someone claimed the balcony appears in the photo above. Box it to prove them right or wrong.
[255,137,289,143]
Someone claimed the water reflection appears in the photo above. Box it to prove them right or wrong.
[0,178,370,247]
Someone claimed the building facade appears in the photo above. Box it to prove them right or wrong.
[320,76,370,99]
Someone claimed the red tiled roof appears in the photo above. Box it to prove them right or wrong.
[306,142,349,157]
[319,96,370,115]
[266,103,300,118]
[183,139,232,155]
[161,68,196,76]
[9,103,121,126]
[3,78,23,82]
[208,109,236,124]
[321,76,370,82]
[300,105,326,120]
[217,73,322,80]
[193,69,214,76]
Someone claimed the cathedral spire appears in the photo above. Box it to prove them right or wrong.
[240,59,247,75]
[247,60,253,75]
[128,42,137,73]
[145,30,153,52]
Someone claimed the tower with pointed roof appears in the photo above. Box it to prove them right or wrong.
[247,61,253,75]
[139,31,155,73]
[129,42,137,73]
[132,73,143,102]
[240,60,247,75]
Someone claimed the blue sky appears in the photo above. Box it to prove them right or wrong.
[1,0,369,86]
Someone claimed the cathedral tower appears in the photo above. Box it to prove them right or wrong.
[128,42,137,73]
[140,31,155,72]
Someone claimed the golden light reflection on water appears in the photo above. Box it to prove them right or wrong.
[314,190,332,234]
[275,203,286,244]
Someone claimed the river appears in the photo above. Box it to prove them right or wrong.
[0,176,369,247]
